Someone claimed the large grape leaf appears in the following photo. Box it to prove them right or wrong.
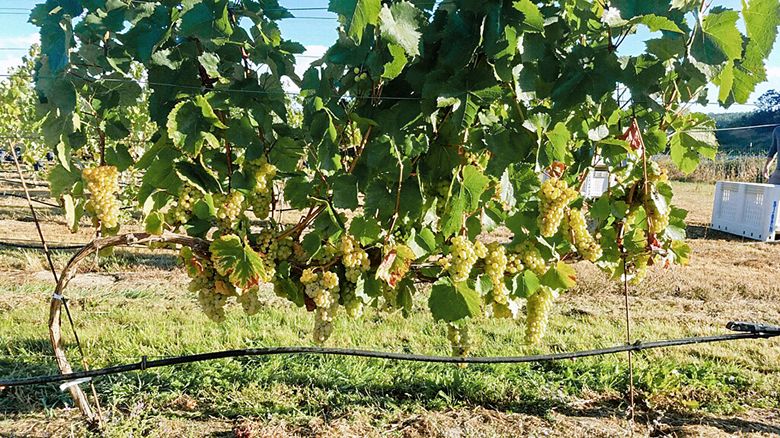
[513,0,544,32]
[329,0,382,45]
[669,130,717,174]
[166,96,227,156]
[179,0,233,39]
[428,278,481,322]
[121,5,175,62]
[210,235,265,289]
[379,1,422,57]
[690,9,742,67]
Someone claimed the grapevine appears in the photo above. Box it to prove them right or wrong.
[31,0,778,355]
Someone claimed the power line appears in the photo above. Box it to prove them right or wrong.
[1,321,778,388]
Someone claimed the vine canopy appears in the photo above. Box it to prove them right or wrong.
[29,0,780,346]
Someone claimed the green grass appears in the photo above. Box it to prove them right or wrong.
[1,278,778,434]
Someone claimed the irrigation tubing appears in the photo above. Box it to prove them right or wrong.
[2,323,778,388]
[0,191,60,208]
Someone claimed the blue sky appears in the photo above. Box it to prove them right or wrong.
[0,0,776,112]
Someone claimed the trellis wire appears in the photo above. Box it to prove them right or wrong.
[2,323,777,388]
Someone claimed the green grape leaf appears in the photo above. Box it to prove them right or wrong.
[276,277,305,307]
[329,0,382,44]
[48,164,81,197]
[508,270,540,299]
[428,278,481,322]
[383,43,408,79]
[350,216,382,245]
[175,160,223,195]
[179,0,233,39]
[669,129,717,174]
[631,14,683,33]
[441,190,465,238]
[167,96,227,156]
[513,0,544,32]
[105,144,134,172]
[461,165,490,212]
[120,4,175,62]
[332,174,359,209]
[144,211,165,235]
[379,1,422,57]
[209,235,265,289]
[62,194,83,233]
[541,261,577,290]
[690,9,742,67]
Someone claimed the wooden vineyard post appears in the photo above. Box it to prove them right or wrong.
[47,232,209,424]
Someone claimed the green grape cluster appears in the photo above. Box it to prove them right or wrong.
[518,241,546,276]
[484,242,509,305]
[249,157,277,218]
[237,287,262,315]
[464,151,487,171]
[438,236,485,282]
[301,268,341,343]
[645,197,670,236]
[447,323,471,357]
[564,208,602,262]
[506,252,524,275]
[629,253,650,286]
[538,177,578,237]
[214,191,245,230]
[172,184,201,224]
[647,162,668,183]
[525,287,556,344]
[340,234,370,282]
[82,165,120,229]
[251,227,278,281]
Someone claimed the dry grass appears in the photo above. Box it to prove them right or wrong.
[657,155,768,184]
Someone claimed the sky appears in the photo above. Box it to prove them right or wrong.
[0,0,776,114]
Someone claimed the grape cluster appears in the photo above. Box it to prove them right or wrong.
[301,268,340,343]
[647,162,668,183]
[82,165,120,229]
[251,227,279,281]
[340,234,370,282]
[249,157,277,219]
[447,323,471,357]
[237,287,262,315]
[172,184,201,224]
[438,236,484,282]
[525,287,556,344]
[629,253,650,286]
[464,151,487,171]
[645,196,670,236]
[563,208,602,262]
[518,241,546,276]
[484,243,509,305]
[214,191,245,230]
[538,178,578,237]
[506,252,524,275]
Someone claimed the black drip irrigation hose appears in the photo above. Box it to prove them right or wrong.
[1,322,777,388]
[0,191,60,208]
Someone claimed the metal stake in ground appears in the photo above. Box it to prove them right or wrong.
[9,144,103,426]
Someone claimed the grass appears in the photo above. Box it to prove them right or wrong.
[1,182,779,436]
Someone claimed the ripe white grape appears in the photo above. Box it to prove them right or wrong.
[446,235,479,282]
[301,268,341,343]
[248,157,277,219]
[518,241,546,276]
[525,287,555,344]
[538,178,578,237]
[484,242,509,305]
[82,165,120,229]
[237,287,262,315]
[563,208,602,262]
[340,234,369,283]
[214,191,245,230]
[447,323,471,357]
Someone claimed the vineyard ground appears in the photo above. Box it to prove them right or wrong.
[0,181,779,437]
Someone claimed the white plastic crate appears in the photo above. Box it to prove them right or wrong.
[581,169,613,198]
[710,181,780,242]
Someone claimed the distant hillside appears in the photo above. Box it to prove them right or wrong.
[709,91,780,155]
